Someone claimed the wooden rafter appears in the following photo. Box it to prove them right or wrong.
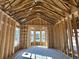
[42,5,65,17]
[0,0,9,5]
[10,0,28,8]
[21,17,54,25]
[5,0,16,9]
[39,12,58,22]
[73,0,77,6]
[0,0,79,25]
[59,0,71,11]
[11,5,60,21]
[62,0,77,7]
[8,1,33,11]
[16,11,57,23]
[43,1,65,13]
[10,5,34,16]
[46,0,69,13]
[20,13,55,25]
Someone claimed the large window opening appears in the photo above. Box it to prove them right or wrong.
[14,27,20,47]
[30,31,47,47]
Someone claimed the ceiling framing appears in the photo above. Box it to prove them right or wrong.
[0,0,79,25]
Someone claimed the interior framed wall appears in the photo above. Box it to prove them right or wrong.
[27,25,48,48]
[0,9,20,59]
[52,11,79,59]
[19,18,54,49]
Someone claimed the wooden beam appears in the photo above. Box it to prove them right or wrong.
[59,0,71,11]
[73,0,78,6]
[11,6,61,21]
[42,5,65,17]
[44,0,69,14]
[43,1,68,16]
[16,11,57,23]
[39,12,58,22]
[7,0,33,11]
[46,0,69,13]
[10,5,34,16]
[21,16,55,25]
[62,0,77,7]
[5,0,16,9]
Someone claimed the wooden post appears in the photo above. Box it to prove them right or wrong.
[53,25,57,49]
[20,25,25,49]
[40,31,42,46]
[0,15,8,59]
[48,25,51,48]
[72,14,79,58]
[0,11,4,48]
[4,18,11,59]
[67,17,74,58]
[34,30,36,46]
[63,19,69,55]
[20,25,28,49]
[12,22,16,54]
[8,20,13,57]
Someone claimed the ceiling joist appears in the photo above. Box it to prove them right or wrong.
[0,0,79,25]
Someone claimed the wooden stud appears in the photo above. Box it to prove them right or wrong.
[67,17,74,58]
[0,15,8,59]
[72,14,79,58]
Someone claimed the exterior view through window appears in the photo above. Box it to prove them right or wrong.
[30,31,47,47]
[14,27,20,47]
